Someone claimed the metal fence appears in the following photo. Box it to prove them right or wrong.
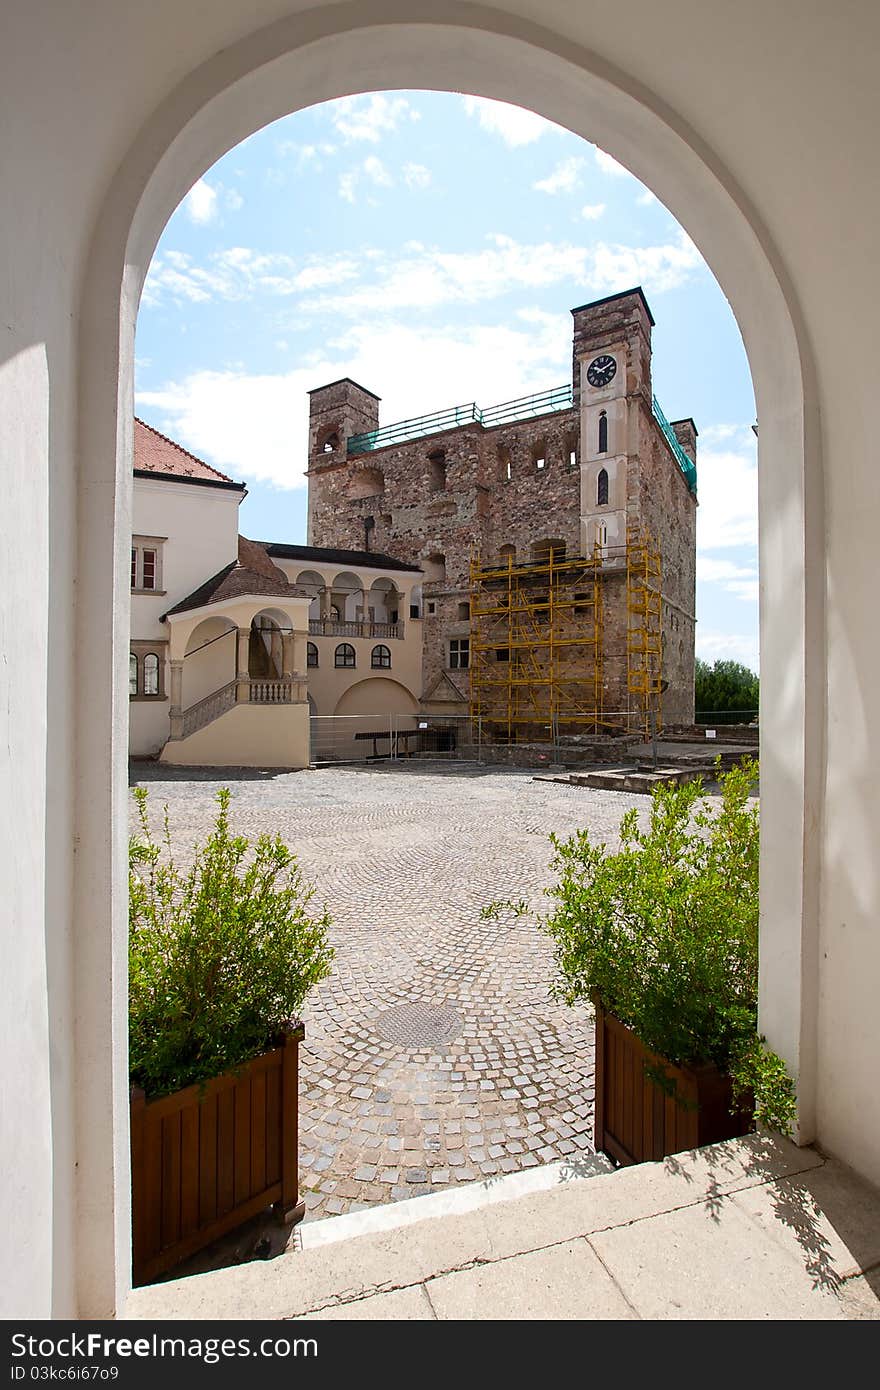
[309,713,481,765]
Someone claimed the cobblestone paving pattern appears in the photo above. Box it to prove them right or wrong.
[130,762,650,1228]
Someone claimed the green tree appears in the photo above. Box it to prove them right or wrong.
[695,658,759,720]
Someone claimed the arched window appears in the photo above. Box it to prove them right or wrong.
[322,433,339,453]
[306,642,319,668]
[597,467,609,506]
[499,543,516,565]
[143,653,159,696]
[335,643,356,668]
[497,444,512,483]
[129,652,138,696]
[371,644,391,669]
[598,410,608,454]
[596,522,608,548]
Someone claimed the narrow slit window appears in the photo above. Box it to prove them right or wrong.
[598,411,608,454]
[597,468,609,507]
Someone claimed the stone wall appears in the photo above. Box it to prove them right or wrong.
[306,291,697,727]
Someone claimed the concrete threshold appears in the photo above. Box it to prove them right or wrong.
[298,1153,614,1250]
[124,1135,880,1322]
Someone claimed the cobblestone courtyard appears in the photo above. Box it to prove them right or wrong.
[130,762,648,1233]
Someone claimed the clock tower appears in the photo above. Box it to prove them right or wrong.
[571,286,654,558]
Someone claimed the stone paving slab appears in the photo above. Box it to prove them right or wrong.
[129,761,649,1261]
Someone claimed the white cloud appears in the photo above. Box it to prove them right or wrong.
[581,203,606,221]
[696,557,756,584]
[403,162,431,190]
[363,155,392,187]
[141,247,361,307]
[595,148,632,178]
[143,229,706,313]
[696,436,759,552]
[533,157,584,194]
[328,93,415,142]
[695,630,760,673]
[303,229,705,316]
[338,171,357,204]
[224,188,244,212]
[462,95,556,147]
[135,316,571,492]
[184,178,219,225]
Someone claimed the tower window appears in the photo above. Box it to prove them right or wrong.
[598,411,608,454]
[597,467,609,507]
[428,450,446,491]
[449,638,470,670]
[307,641,318,668]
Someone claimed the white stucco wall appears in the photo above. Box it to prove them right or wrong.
[3,0,880,1318]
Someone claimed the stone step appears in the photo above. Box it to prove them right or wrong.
[298,1153,614,1251]
[122,1135,880,1322]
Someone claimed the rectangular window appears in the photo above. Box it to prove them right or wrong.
[449,638,470,670]
[495,648,510,663]
[535,456,546,471]
[131,537,166,592]
[141,549,156,590]
[409,603,420,620]
[427,600,436,616]
[457,601,471,621]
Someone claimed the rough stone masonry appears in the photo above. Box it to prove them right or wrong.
[305,287,697,731]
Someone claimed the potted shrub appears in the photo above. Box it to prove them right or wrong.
[542,757,796,1165]
[128,786,333,1284]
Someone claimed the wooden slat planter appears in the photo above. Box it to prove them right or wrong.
[594,1002,753,1166]
[130,1022,305,1285]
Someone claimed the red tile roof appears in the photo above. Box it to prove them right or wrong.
[134,418,242,486]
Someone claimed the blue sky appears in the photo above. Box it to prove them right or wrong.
[136,91,759,672]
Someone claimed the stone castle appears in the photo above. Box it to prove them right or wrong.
[306,287,697,739]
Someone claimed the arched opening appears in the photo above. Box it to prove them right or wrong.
[598,411,608,455]
[294,570,325,621]
[368,577,401,628]
[67,13,821,1314]
[597,468,609,507]
[329,571,364,622]
[317,425,340,454]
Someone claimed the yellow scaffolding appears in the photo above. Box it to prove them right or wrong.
[469,544,605,741]
[468,531,662,742]
[626,528,663,736]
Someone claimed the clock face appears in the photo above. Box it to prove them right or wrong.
[587,354,617,388]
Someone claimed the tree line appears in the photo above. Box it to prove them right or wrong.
[694,658,759,721]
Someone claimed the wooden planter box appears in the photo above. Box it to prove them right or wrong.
[130,1021,305,1285]
[594,1002,753,1166]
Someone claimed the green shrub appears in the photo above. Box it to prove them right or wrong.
[129,787,334,1098]
[542,757,796,1134]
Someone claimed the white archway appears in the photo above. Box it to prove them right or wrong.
[72,4,819,1315]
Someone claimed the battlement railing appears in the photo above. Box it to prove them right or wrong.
[347,383,573,455]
